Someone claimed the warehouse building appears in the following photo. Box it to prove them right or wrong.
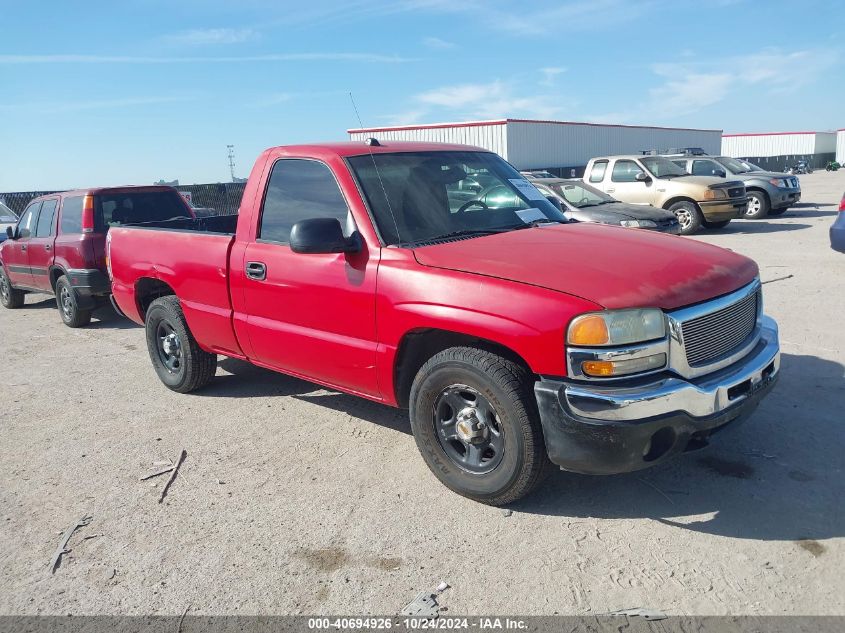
[721,131,838,171]
[348,118,723,177]
[837,129,845,164]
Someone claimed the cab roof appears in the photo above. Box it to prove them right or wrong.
[30,185,178,202]
[264,140,489,159]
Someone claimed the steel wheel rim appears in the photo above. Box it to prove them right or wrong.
[0,274,9,302]
[746,196,761,216]
[433,384,505,475]
[156,322,183,374]
[60,286,73,318]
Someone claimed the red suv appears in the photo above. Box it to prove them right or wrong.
[0,186,193,326]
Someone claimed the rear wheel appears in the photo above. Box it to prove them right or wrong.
[668,201,703,235]
[55,276,92,327]
[409,347,551,505]
[703,219,731,230]
[0,267,25,309]
[744,191,770,219]
[145,296,217,393]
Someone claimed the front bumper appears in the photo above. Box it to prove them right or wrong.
[699,198,747,219]
[771,188,801,210]
[535,317,780,475]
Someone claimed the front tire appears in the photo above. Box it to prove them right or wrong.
[744,191,770,219]
[55,276,92,327]
[0,267,26,309]
[409,347,551,505]
[145,296,217,393]
[668,201,703,235]
[768,207,788,216]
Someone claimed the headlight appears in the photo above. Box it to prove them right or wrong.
[703,188,728,200]
[567,309,666,347]
[620,219,657,228]
[769,178,788,188]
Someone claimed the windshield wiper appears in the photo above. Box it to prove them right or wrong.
[420,221,562,243]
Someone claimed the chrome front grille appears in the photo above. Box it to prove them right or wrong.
[681,288,760,367]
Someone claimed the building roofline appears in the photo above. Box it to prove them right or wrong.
[348,118,722,135]
[722,131,835,137]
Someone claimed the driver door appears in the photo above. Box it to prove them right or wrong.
[4,201,40,288]
[605,159,656,205]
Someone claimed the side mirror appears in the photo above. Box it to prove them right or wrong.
[545,195,563,211]
[6,226,14,240]
[635,172,651,182]
[289,218,360,255]
[714,169,727,178]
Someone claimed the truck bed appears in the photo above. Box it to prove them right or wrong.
[109,221,244,358]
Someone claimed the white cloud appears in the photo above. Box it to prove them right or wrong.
[162,28,259,46]
[422,36,456,50]
[539,67,566,87]
[0,53,415,64]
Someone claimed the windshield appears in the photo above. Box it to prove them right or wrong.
[348,151,566,245]
[714,156,752,173]
[0,202,17,222]
[640,157,688,178]
[550,181,615,208]
[739,159,764,172]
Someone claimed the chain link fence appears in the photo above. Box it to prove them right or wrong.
[0,183,246,217]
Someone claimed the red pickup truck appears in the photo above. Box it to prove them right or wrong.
[108,141,780,504]
[0,186,195,327]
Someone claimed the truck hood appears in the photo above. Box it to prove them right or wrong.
[412,223,758,310]
[570,202,677,223]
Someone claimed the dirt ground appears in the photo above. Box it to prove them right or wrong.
[1,171,843,617]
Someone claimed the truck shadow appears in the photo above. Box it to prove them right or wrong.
[702,222,813,235]
[200,358,411,435]
[513,352,845,544]
[24,297,137,329]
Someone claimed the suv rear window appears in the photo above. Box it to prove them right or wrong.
[60,196,84,234]
[95,190,190,230]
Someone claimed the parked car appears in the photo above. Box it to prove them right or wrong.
[520,170,556,179]
[526,177,680,233]
[584,155,747,234]
[0,202,18,243]
[669,155,801,219]
[831,191,845,253]
[0,186,195,326]
[108,140,780,505]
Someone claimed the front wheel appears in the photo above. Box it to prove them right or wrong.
[744,191,770,219]
[409,347,551,505]
[55,276,92,327]
[145,296,217,393]
[668,201,703,235]
[0,267,26,309]
[703,219,731,229]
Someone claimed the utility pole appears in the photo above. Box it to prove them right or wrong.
[227,145,236,182]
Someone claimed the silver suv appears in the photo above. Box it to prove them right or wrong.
[668,155,801,219]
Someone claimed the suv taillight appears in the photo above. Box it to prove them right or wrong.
[839,195,845,212]
[82,195,95,233]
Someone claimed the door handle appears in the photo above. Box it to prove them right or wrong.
[45,244,52,251]
[245,261,266,281]
[20,244,27,252]
[606,189,615,193]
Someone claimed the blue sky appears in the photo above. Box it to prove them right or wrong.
[1,0,842,190]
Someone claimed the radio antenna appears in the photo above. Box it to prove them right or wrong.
[349,92,402,244]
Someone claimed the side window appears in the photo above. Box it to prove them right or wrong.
[671,160,687,170]
[35,200,58,237]
[60,196,84,234]
[18,202,41,238]
[259,159,351,244]
[611,160,645,183]
[692,160,718,176]
[589,160,608,183]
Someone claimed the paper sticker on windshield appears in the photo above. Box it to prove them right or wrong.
[515,208,548,224]
[509,178,546,201]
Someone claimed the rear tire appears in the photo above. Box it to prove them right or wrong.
[0,267,25,309]
[145,296,217,393]
[703,219,731,229]
[668,201,703,235]
[409,346,551,505]
[744,191,770,219]
[55,276,92,327]
[768,207,788,216]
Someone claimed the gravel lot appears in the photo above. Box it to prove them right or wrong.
[1,171,843,617]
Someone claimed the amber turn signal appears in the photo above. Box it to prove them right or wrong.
[568,315,610,346]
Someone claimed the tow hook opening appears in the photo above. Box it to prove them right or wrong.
[643,427,676,462]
